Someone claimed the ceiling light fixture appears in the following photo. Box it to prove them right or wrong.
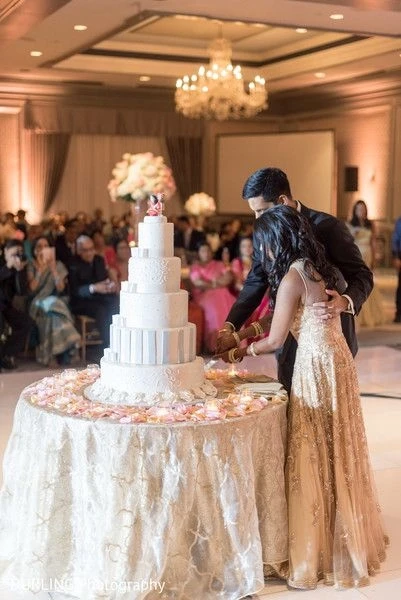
[30,51,42,57]
[314,72,326,78]
[330,13,344,20]
[74,25,88,31]
[175,37,267,121]
[296,28,308,33]
[139,76,151,82]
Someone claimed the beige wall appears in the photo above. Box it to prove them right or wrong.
[1,86,401,226]
[203,104,394,223]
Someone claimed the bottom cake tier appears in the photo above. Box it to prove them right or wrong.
[84,356,217,406]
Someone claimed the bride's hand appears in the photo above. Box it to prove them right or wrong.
[214,347,247,364]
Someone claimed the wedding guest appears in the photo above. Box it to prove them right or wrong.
[0,212,18,245]
[217,205,388,589]
[68,235,119,347]
[347,200,385,327]
[231,236,271,336]
[392,215,401,323]
[216,167,373,392]
[190,242,235,352]
[27,237,80,366]
[91,230,116,268]
[108,238,130,292]
[0,240,34,370]
[174,216,206,264]
[55,218,79,268]
[104,215,124,245]
[23,223,44,261]
[15,209,29,237]
[88,208,107,235]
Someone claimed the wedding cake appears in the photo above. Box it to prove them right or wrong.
[85,198,217,406]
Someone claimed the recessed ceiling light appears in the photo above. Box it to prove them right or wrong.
[296,28,308,33]
[314,72,326,79]
[74,25,87,31]
[330,13,344,20]
[139,76,151,82]
[30,51,42,57]
[253,23,266,28]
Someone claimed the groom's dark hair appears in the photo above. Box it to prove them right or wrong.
[242,168,292,203]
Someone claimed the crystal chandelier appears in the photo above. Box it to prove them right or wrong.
[175,37,268,121]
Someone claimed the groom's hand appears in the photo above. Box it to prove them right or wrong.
[312,289,348,321]
[215,332,238,354]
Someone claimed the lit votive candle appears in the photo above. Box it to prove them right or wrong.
[228,365,237,377]
[240,389,253,403]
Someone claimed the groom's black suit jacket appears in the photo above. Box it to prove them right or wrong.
[225,203,374,391]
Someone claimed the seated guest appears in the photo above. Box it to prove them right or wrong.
[68,235,119,348]
[27,237,80,366]
[0,240,34,370]
[174,216,206,264]
[108,238,130,292]
[55,218,79,268]
[91,229,116,268]
[190,242,236,353]
[88,208,107,236]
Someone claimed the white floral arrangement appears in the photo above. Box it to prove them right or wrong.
[108,152,176,203]
[185,192,216,216]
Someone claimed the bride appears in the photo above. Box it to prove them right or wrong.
[217,205,388,589]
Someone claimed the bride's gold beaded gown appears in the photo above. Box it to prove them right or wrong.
[286,260,388,589]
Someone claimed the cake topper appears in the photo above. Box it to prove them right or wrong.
[147,193,164,216]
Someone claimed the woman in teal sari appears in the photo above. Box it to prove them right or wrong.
[27,237,80,365]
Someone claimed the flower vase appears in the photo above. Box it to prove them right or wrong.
[130,199,147,243]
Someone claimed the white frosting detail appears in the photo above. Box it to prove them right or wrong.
[138,217,174,258]
[85,356,217,406]
[120,290,188,328]
[109,323,196,364]
[128,256,181,293]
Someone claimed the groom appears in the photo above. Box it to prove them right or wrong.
[216,167,373,392]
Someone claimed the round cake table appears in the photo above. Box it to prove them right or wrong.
[0,369,288,600]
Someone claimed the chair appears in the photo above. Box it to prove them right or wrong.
[75,315,103,363]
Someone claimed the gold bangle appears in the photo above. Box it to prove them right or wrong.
[218,322,235,334]
[232,331,241,347]
[248,342,259,357]
[228,348,241,363]
[252,321,264,336]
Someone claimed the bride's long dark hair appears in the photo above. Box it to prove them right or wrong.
[253,205,339,305]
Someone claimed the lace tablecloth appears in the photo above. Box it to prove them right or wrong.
[0,386,288,600]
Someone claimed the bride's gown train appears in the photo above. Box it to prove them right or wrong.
[285,260,388,589]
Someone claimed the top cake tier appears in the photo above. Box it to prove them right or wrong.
[138,215,174,258]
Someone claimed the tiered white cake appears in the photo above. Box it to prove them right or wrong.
[85,214,217,406]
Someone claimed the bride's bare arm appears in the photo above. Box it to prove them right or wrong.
[216,270,304,361]
[252,270,302,354]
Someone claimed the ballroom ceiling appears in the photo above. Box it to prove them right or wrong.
[0,0,401,106]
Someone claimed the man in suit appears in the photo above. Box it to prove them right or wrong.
[0,240,34,370]
[174,216,206,263]
[68,235,119,347]
[55,218,80,268]
[216,167,373,392]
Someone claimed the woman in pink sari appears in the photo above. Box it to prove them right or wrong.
[231,236,271,340]
[190,243,236,352]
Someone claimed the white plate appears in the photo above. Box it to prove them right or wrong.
[236,382,283,395]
